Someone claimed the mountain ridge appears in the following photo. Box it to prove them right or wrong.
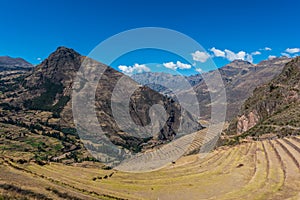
[0,56,33,71]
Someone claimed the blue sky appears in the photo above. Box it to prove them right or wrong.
[0,0,299,75]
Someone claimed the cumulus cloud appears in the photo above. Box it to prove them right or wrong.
[163,61,192,70]
[176,61,192,69]
[210,47,225,57]
[37,57,42,61]
[208,48,261,63]
[251,51,261,55]
[208,47,263,63]
[191,50,210,63]
[118,63,150,75]
[163,62,177,70]
[224,49,246,61]
[268,55,276,60]
[285,48,300,54]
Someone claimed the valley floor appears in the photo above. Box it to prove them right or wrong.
[1,137,300,200]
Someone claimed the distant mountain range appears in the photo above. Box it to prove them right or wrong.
[132,57,291,120]
[0,56,33,71]
[131,72,202,96]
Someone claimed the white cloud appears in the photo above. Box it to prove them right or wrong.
[251,51,261,55]
[285,48,300,54]
[163,61,191,70]
[176,61,191,69]
[268,55,276,60]
[118,63,150,75]
[259,47,272,51]
[210,47,225,57]
[264,47,272,51]
[224,49,246,61]
[281,53,291,58]
[209,48,259,63]
[163,62,177,70]
[191,50,210,63]
[37,57,42,61]
[195,68,203,73]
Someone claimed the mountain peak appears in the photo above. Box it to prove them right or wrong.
[55,46,77,53]
[221,59,254,72]
[46,46,81,61]
[25,46,82,86]
[229,59,253,66]
[41,46,81,69]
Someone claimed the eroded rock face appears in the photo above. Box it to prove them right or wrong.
[236,111,259,134]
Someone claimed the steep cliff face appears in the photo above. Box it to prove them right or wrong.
[236,111,260,134]
[227,56,300,138]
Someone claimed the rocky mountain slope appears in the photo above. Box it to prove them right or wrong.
[0,56,33,71]
[209,58,290,120]
[0,47,201,164]
[226,56,300,141]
